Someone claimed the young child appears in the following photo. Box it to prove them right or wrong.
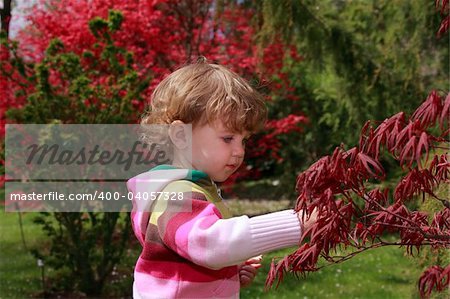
[127,59,316,298]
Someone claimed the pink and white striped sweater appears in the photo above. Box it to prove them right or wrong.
[127,165,301,298]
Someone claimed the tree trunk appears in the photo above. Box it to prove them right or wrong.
[0,0,12,38]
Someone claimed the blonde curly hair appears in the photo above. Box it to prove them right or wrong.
[141,59,267,134]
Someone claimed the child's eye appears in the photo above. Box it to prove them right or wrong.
[222,137,233,143]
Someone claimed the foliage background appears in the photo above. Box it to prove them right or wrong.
[0,0,448,298]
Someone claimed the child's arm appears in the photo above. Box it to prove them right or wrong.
[155,195,305,270]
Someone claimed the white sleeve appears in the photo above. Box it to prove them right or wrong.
[186,209,301,269]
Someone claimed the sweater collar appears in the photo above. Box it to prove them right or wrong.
[150,164,212,185]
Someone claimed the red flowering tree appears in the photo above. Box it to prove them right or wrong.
[1,0,303,171]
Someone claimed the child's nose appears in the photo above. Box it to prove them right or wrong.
[232,143,245,158]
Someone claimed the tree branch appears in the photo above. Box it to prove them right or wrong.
[373,221,450,241]
[318,240,443,269]
[361,192,431,237]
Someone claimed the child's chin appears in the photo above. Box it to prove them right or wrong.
[214,178,227,183]
[212,175,229,183]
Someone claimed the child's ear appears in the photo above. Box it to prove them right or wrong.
[169,120,189,149]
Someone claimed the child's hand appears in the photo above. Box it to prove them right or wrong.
[239,255,262,288]
[298,208,318,233]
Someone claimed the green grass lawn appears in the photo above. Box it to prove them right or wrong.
[242,245,422,299]
[0,211,47,299]
[0,210,447,298]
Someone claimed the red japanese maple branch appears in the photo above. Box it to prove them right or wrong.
[320,240,442,265]
[266,90,450,298]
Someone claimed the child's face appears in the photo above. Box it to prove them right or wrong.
[191,119,249,182]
